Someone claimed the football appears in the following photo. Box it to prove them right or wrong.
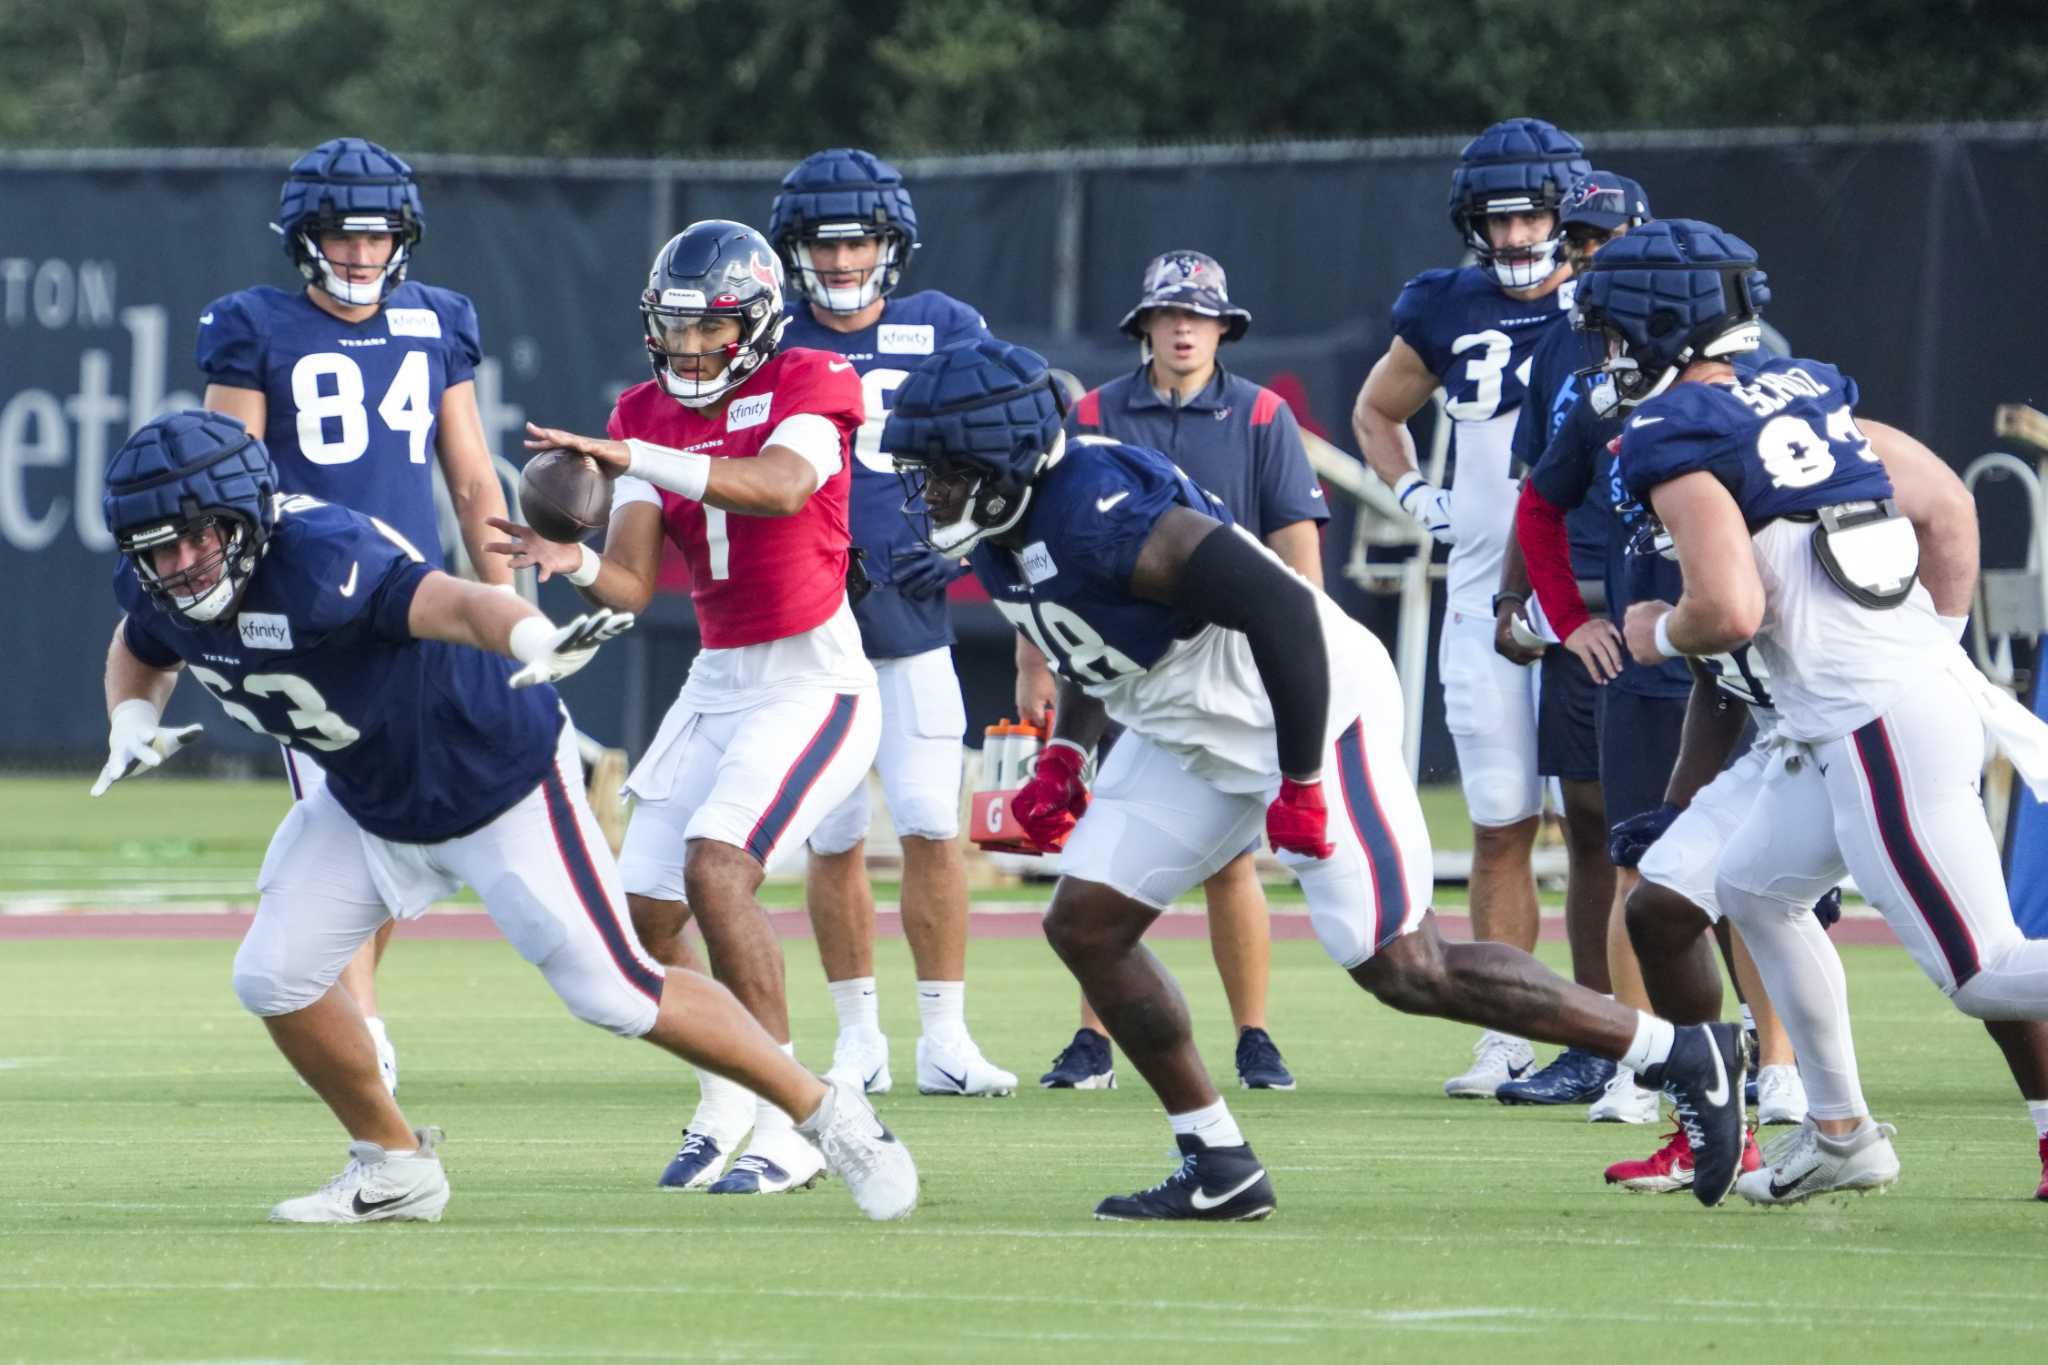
[519,448,612,544]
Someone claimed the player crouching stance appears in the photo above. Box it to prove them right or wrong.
[92,411,916,1223]
[883,341,1750,1217]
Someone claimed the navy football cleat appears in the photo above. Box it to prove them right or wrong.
[1743,1028,1761,1106]
[1495,1046,1616,1105]
[1040,1028,1116,1090]
[1235,1027,1296,1091]
[1642,1022,1751,1207]
[1093,1135,1276,1222]
[656,1131,728,1191]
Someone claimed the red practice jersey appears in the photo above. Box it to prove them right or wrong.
[608,349,864,648]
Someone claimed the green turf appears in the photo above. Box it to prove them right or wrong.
[3,935,2045,1363]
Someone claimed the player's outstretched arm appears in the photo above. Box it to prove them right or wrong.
[435,382,514,588]
[1130,508,1331,783]
[404,572,633,687]
[523,422,826,518]
[485,501,664,614]
[1860,417,1978,618]
[91,622,199,797]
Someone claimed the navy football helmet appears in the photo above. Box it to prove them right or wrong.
[1573,218,1771,408]
[1448,118,1590,289]
[768,148,919,314]
[882,339,1068,555]
[640,220,788,408]
[272,137,425,307]
[105,411,278,624]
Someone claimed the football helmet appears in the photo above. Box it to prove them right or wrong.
[1573,218,1771,409]
[881,339,1067,555]
[768,148,919,314]
[640,220,788,408]
[105,411,278,624]
[1448,118,1590,289]
[272,137,424,308]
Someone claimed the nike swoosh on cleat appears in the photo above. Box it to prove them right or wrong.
[1190,1169,1267,1211]
[935,1065,967,1091]
[351,1189,412,1215]
[1702,1034,1730,1108]
[863,1067,884,1090]
[1768,1172,1813,1199]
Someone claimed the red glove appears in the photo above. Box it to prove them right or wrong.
[1267,777,1334,859]
[1009,739,1090,853]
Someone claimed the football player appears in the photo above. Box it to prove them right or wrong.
[767,148,1016,1099]
[1350,118,1594,1100]
[491,220,883,1197]
[1580,218,2048,1204]
[92,411,915,1224]
[198,138,514,1095]
[884,339,1751,1218]
[1038,249,1328,1093]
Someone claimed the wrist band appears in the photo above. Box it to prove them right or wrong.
[566,543,601,588]
[1044,737,1089,760]
[1394,471,1425,506]
[508,614,555,664]
[625,438,710,501]
[109,697,161,727]
[1652,610,1677,660]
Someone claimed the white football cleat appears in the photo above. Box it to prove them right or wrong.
[1443,1030,1534,1098]
[1736,1117,1900,1205]
[269,1126,449,1223]
[827,1027,892,1095]
[1587,1066,1662,1124]
[916,1034,1018,1097]
[799,1075,919,1221]
[704,1128,827,1196]
[1754,1064,1807,1126]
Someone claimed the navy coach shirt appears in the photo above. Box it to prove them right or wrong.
[1065,364,1328,537]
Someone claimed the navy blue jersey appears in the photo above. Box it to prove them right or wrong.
[969,439,1231,683]
[1510,322,1610,580]
[116,495,560,842]
[1390,266,1575,424]
[781,290,989,658]
[1066,365,1327,537]
[1619,357,1889,520]
[195,282,484,567]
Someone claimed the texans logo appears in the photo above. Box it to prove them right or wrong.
[748,251,779,290]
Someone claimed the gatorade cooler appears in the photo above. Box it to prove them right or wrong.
[970,717,1048,855]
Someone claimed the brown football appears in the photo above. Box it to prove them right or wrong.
[519,448,612,543]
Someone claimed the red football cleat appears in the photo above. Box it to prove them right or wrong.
[1605,1126,1761,1194]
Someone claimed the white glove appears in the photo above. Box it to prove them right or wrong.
[507,609,636,689]
[1394,471,1456,545]
[90,698,203,797]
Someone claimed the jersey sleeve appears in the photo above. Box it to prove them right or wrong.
[1617,396,1740,501]
[365,558,437,643]
[271,501,424,637]
[1249,396,1328,530]
[194,291,266,391]
[779,351,865,443]
[1389,270,1456,376]
[1528,397,1601,510]
[439,291,483,387]
[1060,452,1202,593]
[110,565,187,669]
[937,294,991,345]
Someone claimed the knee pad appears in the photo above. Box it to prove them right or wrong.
[1460,753,1542,827]
[1711,872,1809,932]
[229,962,323,1018]
[807,782,870,857]
[885,789,960,843]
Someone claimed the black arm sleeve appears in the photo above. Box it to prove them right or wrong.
[1170,523,1331,778]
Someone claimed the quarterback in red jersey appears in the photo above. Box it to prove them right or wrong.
[493,221,880,1196]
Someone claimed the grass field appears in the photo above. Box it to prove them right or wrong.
[4,935,2047,1363]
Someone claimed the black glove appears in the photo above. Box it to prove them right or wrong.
[1608,801,1680,870]
[891,549,969,600]
[1811,885,1843,930]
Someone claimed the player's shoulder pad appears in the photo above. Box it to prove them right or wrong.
[1390,266,1460,323]
[1617,384,1745,495]
[902,289,990,342]
[261,495,415,629]
[195,287,280,382]
[387,282,482,363]
[1762,355,1857,410]
[769,347,863,422]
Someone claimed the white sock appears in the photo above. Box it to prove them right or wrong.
[752,1043,799,1139]
[689,1065,756,1142]
[2028,1100,2048,1141]
[1620,1013,1675,1075]
[828,977,880,1035]
[1167,1098,1245,1150]
[916,980,966,1042]
[364,1016,388,1044]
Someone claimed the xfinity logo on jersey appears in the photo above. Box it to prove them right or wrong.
[1017,541,1058,585]
[383,308,441,339]
[877,324,936,355]
[727,394,774,431]
[238,613,295,651]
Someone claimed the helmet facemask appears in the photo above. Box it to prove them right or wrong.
[896,430,1066,556]
[287,211,417,307]
[1467,199,1566,290]
[642,297,780,408]
[123,512,262,623]
[790,223,907,313]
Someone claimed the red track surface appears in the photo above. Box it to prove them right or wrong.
[0,908,1905,946]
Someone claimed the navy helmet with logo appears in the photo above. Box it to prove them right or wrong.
[1447,118,1590,289]
[768,148,920,314]
[1573,217,1771,407]
[640,220,789,408]
[882,339,1068,554]
[272,137,425,307]
[1117,249,1252,343]
[105,410,279,623]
